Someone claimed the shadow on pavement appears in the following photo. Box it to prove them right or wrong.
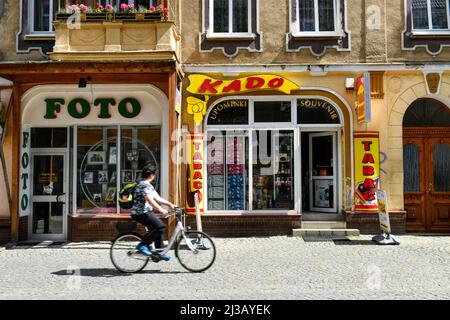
[51,268,189,277]
[333,239,378,245]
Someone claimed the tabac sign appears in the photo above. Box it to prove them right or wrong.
[353,131,380,213]
[187,75,300,96]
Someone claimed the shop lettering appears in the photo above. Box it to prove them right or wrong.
[44,97,141,120]
[209,100,247,120]
[362,140,376,201]
[20,131,30,211]
[191,139,204,191]
[298,99,339,120]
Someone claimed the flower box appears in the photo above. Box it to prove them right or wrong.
[55,12,164,22]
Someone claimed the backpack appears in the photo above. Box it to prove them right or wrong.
[118,183,137,209]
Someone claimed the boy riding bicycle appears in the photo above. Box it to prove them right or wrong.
[131,164,176,260]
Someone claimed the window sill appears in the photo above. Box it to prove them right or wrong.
[205,32,257,40]
[410,30,450,38]
[291,32,343,39]
[24,34,55,41]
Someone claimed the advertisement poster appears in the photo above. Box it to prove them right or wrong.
[314,180,330,208]
[376,189,391,234]
[354,131,380,212]
[356,73,372,123]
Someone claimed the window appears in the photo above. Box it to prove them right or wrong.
[211,0,250,35]
[297,0,337,33]
[254,101,291,123]
[32,0,54,33]
[412,0,450,31]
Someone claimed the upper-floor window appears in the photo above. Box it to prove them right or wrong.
[32,0,54,34]
[297,0,338,34]
[412,0,450,31]
[210,0,251,35]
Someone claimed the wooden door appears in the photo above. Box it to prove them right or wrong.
[404,128,450,232]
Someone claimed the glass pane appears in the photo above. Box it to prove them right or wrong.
[207,100,249,125]
[312,179,334,209]
[32,202,63,234]
[77,127,118,214]
[214,0,229,32]
[412,0,429,29]
[403,143,421,192]
[318,0,335,31]
[433,143,450,192]
[120,126,161,213]
[297,99,341,124]
[34,0,51,32]
[254,101,291,123]
[31,128,67,148]
[252,130,294,210]
[33,155,64,196]
[233,0,249,32]
[403,99,450,127]
[311,135,334,176]
[431,0,449,29]
[206,131,249,211]
[299,0,316,31]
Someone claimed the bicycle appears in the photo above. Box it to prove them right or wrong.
[110,208,216,273]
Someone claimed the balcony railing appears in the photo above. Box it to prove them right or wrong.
[50,0,180,61]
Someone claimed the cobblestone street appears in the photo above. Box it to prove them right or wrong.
[1,235,450,300]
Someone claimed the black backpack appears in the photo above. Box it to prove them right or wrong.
[118,183,137,209]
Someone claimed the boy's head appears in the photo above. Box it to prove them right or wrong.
[142,164,157,181]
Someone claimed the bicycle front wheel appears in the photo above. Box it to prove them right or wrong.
[175,231,216,273]
[110,233,149,273]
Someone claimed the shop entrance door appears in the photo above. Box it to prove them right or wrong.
[308,132,338,213]
[30,152,67,240]
[404,133,450,232]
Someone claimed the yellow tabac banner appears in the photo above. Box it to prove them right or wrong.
[353,131,380,212]
[187,74,300,96]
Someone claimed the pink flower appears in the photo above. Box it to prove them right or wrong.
[105,4,113,10]
[128,4,134,9]
[149,6,155,12]
[157,4,164,9]
[79,4,89,12]
[97,4,103,10]
[120,3,128,10]
[164,7,169,14]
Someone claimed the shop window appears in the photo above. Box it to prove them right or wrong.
[207,99,249,125]
[254,101,291,123]
[297,98,341,125]
[298,0,337,33]
[76,126,160,214]
[31,128,68,148]
[252,130,294,210]
[412,0,449,31]
[206,130,249,211]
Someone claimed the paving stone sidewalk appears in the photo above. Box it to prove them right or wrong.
[0,235,450,300]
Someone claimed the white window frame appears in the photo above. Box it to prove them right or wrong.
[293,0,342,37]
[411,0,450,35]
[207,0,255,39]
[30,0,55,35]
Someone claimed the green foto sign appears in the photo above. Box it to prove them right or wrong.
[44,97,141,120]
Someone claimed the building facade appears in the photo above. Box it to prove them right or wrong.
[0,0,450,244]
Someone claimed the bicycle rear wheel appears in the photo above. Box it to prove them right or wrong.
[175,231,216,273]
[110,233,149,273]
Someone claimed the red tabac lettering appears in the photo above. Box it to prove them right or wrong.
[268,77,284,89]
[362,153,375,164]
[363,190,376,201]
[193,142,202,150]
[193,152,203,161]
[198,79,223,94]
[363,166,375,176]
[363,178,375,188]
[193,163,202,170]
[193,171,203,180]
[222,80,241,93]
[362,141,372,151]
[245,77,265,90]
[193,181,203,189]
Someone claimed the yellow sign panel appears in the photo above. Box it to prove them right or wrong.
[353,131,380,212]
[186,134,205,215]
[187,74,300,96]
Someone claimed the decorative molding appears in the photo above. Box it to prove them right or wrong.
[402,0,450,56]
[370,71,384,99]
[199,0,262,58]
[286,0,350,57]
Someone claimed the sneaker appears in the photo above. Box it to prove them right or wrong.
[160,254,171,261]
[136,243,153,256]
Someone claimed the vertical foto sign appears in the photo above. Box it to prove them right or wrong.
[353,131,380,212]
[20,126,31,217]
[376,190,391,234]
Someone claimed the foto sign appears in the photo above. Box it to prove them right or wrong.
[356,73,371,123]
[376,189,391,234]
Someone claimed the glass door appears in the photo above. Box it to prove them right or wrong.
[31,153,67,240]
[309,132,337,213]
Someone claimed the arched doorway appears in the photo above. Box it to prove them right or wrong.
[403,98,450,233]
